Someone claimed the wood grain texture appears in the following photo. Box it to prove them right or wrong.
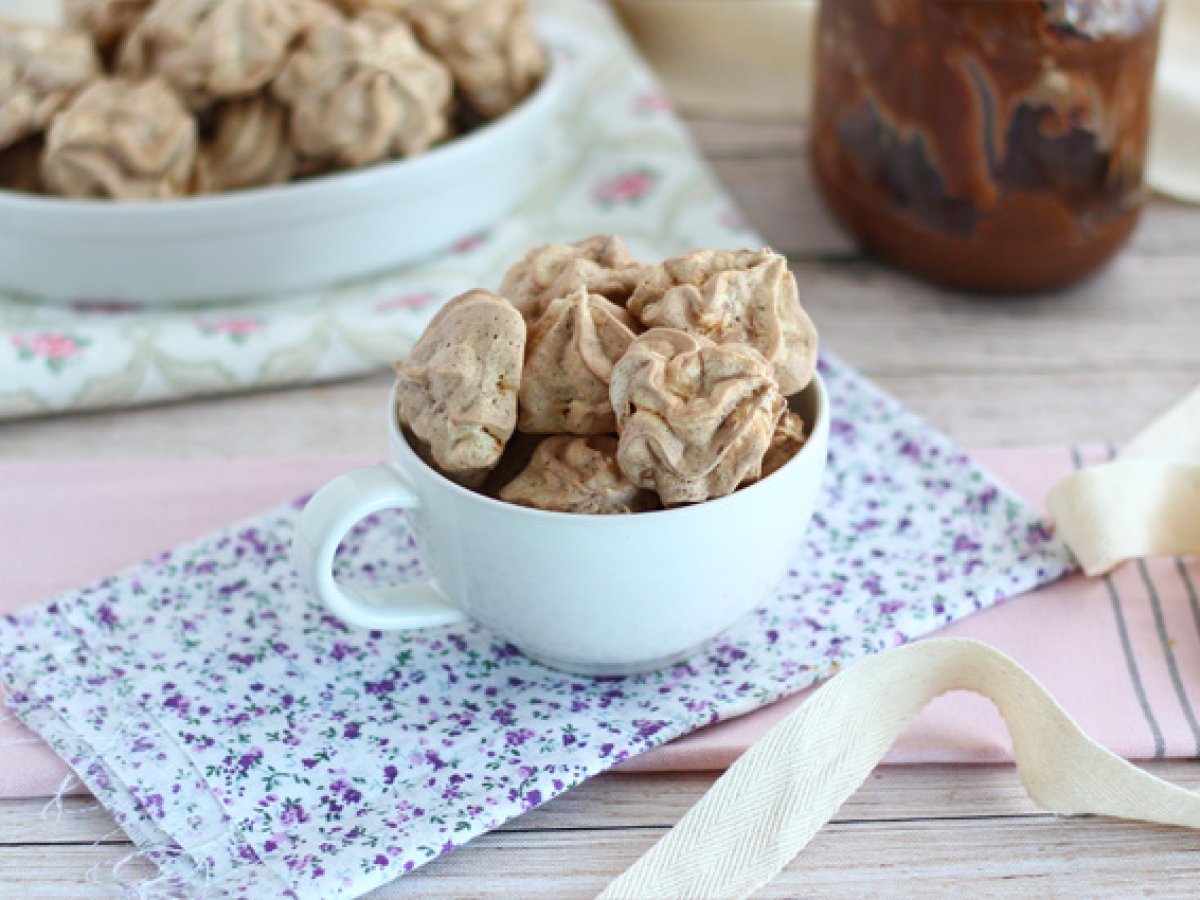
[3,763,1200,897]
[379,818,1200,898]
[5,819,1199,899]
[1,113,1199,896]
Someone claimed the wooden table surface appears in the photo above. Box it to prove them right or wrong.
[2,118,1199,897]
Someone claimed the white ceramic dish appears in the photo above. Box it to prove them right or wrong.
[0,62,563,306]
[293,376,830,676]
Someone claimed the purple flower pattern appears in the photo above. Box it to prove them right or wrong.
[0,353,1073,897]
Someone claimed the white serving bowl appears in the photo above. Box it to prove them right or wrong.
[0,62,563,306]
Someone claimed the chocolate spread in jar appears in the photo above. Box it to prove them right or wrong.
[811,0,1163,291]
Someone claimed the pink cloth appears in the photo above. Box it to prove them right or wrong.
[1,449,1196,797]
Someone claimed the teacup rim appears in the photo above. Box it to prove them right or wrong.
[388,373,829,522]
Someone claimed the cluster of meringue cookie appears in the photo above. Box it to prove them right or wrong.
[395,235,819,514]
[0,0,545,199]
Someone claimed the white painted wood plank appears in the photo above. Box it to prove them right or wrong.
[5,812,1196,898]
[374,817,1200,898]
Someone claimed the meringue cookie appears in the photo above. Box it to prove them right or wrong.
[760,409,807,479]
[272,11,452,168]
[628,248,819,395]
[500,435,656,514]
[0,21,100,151]
[118,0,308,108]
[519,288,639,435]
[64,0,153,51]
[410,0,546,118]
[610,328,785,505]
[499,234,650,323]
[41,77,197,199]
[395,289,526,486]
[195,95,294,193]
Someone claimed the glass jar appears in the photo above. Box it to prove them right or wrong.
[811,0,1164,291]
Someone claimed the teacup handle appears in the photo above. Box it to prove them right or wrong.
[292,465,465,631]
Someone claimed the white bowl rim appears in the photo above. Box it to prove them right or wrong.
[0,58,562,218]
[390,372,830,524]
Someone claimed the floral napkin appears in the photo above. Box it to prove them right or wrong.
[0,350,1073,896]
[0,0,742,420]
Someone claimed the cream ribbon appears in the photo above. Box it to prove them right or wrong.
[613,0,1200,204]
[605,385,1200,897]
[601,638,1200,899]
[1047,385,1200,576]
[1148,0,1200,204]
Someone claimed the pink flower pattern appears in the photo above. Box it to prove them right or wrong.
[451,232,488,254]
[719,207,750,234]
[197,318,265,344]
[591,167,659,208]
[375,294,435,313]
[633,90,673,117]
[11,332,91,373]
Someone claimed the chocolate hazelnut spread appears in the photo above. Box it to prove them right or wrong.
[812,0,1163,291]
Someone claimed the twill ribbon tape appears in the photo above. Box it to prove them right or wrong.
[1048,384,1200,576]
[603,382,1200,898]
[600,638,1200,899]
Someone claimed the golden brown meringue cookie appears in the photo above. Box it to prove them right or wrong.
[195,96,294,193]
[760,410,807,479]
[500,435,657,514]
[628,248,819,395]
[519,289,639,435]
[118,0,309,109]
[499,235,649,323]
[410,0,546,118]
[610,328,785,505]
[41,77,198,199]
[0,137,43,193]
[64,0,153,51]
[272,12,453,168]
[395,289,526,486]
[0,21,100,151]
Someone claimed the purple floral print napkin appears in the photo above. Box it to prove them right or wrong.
[0,352,1073,897]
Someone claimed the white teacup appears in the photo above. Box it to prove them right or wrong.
[293,376,829,676]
